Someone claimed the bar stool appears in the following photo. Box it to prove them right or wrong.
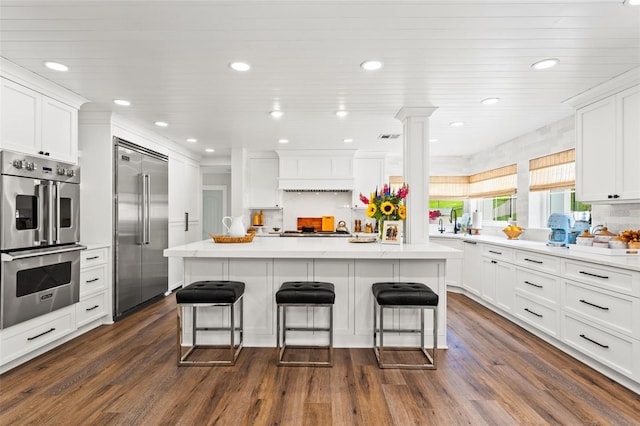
[372,282,439,369]
[176,280,245,366]
[276,281,335,367]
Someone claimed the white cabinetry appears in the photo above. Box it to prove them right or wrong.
[575,83,640,203]
[431,237,463,289]
[461,240,481,296]
[77,247,110,328]
[276,150,355,190]
[481,244,515,310]
[247,156,280,207]
[0,78,79,163]
[168,151,202,291]
[352,155,385,207]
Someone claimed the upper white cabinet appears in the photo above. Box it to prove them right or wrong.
[247,156,279,207]
[276,149,355,191]
[0,77,81,164]
[169,151,201,223]
[574,79,640,203]
[352,155,385,207]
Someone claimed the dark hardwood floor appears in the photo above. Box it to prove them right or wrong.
[1,292,639,425]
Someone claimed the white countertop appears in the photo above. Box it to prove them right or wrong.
[430,233,640,272]
[164,237,463,260]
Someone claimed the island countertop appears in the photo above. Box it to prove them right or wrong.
[164,237,464,260]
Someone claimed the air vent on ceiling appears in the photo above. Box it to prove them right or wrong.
[378,134,401,140]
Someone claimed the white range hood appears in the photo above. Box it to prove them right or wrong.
[277,149,356,191]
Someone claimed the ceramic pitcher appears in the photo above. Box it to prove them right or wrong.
[222,215,245,237]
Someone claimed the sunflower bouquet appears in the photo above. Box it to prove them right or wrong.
[359,183,409,223]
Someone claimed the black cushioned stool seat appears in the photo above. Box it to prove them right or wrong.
[276,281,335,367]
[176,280,245,366]
[372,282,439,369]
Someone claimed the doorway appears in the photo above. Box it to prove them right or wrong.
[202,185,227,238]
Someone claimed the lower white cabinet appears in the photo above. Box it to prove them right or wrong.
[77,246,110,329]
[0,306,76,365]
[76,292,108,328]
[432,237,463,288]
[450,237,640,391]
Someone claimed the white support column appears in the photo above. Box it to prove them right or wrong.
[395,107,438,244]
[230,148,247,217]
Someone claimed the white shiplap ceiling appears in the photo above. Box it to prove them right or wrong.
[1,0,639,160]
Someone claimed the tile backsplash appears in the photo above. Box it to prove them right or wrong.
[591,203,640,233]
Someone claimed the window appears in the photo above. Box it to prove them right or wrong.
[481,195,517,222]
[528,150,591,228]
[429,200,464,222]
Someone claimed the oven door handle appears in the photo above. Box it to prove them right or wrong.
[1,244,87,261]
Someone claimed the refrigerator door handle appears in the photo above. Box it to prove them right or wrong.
[185,212,189,232]
[144,173,151,244]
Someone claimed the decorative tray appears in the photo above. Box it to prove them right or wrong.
[209,233,255,243]
[568,244,638,256]
[348,236,377,243]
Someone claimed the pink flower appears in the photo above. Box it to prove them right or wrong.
[359,194,370,205]
[397,185,409,199]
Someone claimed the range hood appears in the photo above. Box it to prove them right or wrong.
[277,150,356,191]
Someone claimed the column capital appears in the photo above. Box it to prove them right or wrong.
[395,107,438,121]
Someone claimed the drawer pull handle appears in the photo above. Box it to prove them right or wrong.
[524,308,543,318]
[489,250,502,255]
[86,305,100,312]
[524,280,543,289]
[27,328,56,341]
[464,241,477,245]
[579,299,609,310]
[491,260,497,264]
[85,256,100,260]
[579,271,609,280]
[524,258,543,264]
[579,334,609,349]
[86,278,99,283]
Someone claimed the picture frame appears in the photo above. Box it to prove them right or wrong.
[381,220,403,245]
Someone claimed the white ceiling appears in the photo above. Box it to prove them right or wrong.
[1,0,639,161]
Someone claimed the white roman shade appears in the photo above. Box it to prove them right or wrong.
[468,164,517,198]
[429,176,469,199]
[529,149,575,191]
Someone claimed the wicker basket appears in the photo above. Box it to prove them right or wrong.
[209,233,255,243]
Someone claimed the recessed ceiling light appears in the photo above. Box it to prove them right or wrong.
[278,139,289,144]
[229,62,250,72]
[44,61,69,72]
[270,110,284,118]
[113,99,131,106]
[449,121,465,127]
[531,58,559,70]
[205,148,215,153]
[343,138,354,143]
[481,98,500,105]
[154,121,168,127]
[186,138,197,143]
[360,60,383,71]
[335,111,349,118]
[429,138,438,143]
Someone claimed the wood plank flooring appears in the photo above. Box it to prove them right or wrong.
[1,292,639,425]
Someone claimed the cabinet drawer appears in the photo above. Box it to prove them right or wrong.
[80,264,107,297]
[563,313,637,377]
[514,294,559,337]
[481,244,514,261]
[515,250,560,274]
[76,292,107,327]
[515,268,559,305]
[563,260,638,297]
[1,306,76,364]
[81,247,107,268]
[563,281,637,339]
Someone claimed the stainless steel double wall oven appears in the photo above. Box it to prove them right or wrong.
[0,150,84,329]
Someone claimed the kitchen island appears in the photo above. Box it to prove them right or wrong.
[164,237,463,348]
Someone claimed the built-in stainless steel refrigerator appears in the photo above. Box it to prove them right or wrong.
[114,137,168,319]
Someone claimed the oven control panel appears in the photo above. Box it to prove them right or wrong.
[1,150,80,183]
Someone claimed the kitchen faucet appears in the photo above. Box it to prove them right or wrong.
[451,209,460,234]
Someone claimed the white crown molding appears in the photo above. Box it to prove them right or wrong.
[563,67,640,108]
[0,57,89,108]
